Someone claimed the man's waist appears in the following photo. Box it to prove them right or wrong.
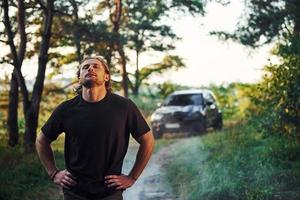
[65,167,122,197]
[67,166,122,181]
[65,182,116,198]
[63,188,123,199]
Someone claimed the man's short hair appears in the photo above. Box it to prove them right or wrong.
[75,56,111,94]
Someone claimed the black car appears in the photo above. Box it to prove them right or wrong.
[150,89,222,138]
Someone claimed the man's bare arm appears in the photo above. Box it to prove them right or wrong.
[36,133,58,176]
[128,131,155,180]
[105,131,155,189]
[36,133,76,188]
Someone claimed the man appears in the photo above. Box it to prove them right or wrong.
[36,56,155,200]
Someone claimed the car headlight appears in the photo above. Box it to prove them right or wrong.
[151,113,163,121]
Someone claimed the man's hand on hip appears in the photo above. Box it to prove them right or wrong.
[53,169,77,189]
[104,174,136,190]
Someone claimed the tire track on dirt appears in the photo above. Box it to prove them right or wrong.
[123,139,184,200]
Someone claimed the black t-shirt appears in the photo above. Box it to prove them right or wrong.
[41,92,150,198]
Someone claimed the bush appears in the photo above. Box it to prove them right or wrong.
[129,94,161,120]
[248,36,300,137]
[209,83,254,121]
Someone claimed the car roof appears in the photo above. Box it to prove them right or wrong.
[170,89,212,95]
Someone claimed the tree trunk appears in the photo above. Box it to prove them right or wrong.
[70,0,82,62]
[3,0,30,148]
[133,51,140,96]
[7,70,19,147]
[17,0,27,63]
[105,45,113,68]
[24,0,54,152]
[74,29,82,62]
[118,46,128,97]
[109,0,129,97]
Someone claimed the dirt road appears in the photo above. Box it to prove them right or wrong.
[123,139,177,200]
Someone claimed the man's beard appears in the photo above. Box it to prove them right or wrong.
[80,78,106,89]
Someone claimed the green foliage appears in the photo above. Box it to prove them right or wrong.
[122,0,193,95]
[0,76,9,132]
[170,0,206,15]
[211,0,300,47]
[125,0,178,53]
[248,37,300,136]
[18,118,25,135]
[209,83,254,120]
[164,123,300,200]
[138,55,185,82]
[0,112,5,133]
[129,93,161,120]
[151,82,189,99]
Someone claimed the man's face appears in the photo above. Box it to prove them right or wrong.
[79,58,109,88]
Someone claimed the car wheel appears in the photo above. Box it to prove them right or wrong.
[213,114,223,130]
[192,117,207,135]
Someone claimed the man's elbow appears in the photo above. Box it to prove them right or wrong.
[141,131,155,151]
[35,134,43,151]
[149,131,155,150]
[35,132,51,149]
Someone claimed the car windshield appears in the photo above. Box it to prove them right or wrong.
[165,94,203,106]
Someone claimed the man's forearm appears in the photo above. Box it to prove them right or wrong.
[129,132,155,180]
[36,134,58,176]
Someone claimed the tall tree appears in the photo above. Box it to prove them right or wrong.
[7,70,19,146]
[25,0,54,152]
[128,55,185,96]
[98,0,208,97]
[123,0,207,96]
[46,0,111,79]
[69,0,83,62]
[211,0,300,47]
[105,0,128,97]
[2,0,55,151]
[123,0,177,96]
[2,0,28,147]
[51,0,91,63]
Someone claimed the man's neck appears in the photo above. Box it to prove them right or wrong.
[82,86,107,103]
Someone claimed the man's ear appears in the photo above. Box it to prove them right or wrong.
[104,74,109,81]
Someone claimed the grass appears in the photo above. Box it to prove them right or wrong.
[153,137,177,153]
[0,134,65,200]
[164,122,300,200]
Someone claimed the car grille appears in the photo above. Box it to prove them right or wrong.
[163,112,186,122]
